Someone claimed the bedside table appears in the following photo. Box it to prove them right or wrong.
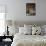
[2,36,13,46]
[3,41,12,46]
[0,36,13,46]
[0,36,13,42]
[3,36,13,42]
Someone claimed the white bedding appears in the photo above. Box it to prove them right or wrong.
[11,33,46,46]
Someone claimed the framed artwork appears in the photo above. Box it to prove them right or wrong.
[26,3,36,16]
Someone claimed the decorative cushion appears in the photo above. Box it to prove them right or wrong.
[32,26,41,35]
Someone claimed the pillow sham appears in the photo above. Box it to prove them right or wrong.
[42,25,46,32]
[19,27,32,35]
[40,26,45,35]
[42,25,46,35]
[32,26,41,35]
[24,24,32,29]
[24,27,32,35]
[19,27,25,34]
[24,24,32,35]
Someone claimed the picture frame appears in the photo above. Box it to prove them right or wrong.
[26,3,36,16]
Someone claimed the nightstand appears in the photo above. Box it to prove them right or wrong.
[3,41,12,46]
[0,36,13,46]
[3,36,13,42]
[2,36,13,46]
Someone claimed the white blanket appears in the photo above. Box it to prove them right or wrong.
[11,33,46,46]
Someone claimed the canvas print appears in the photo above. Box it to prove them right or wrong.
[26,3,36,16]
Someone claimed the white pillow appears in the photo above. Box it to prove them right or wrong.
[24,24,32,29]
[41,25,45,35]
[32,26,41,35]
[19,27,32,35]
[19,27,25,34]
[24,27,32,35]
[24,24,32,35]
[42,25,46,34]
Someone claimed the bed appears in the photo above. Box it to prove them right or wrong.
[11,21,46,46]
[11,33,46,46]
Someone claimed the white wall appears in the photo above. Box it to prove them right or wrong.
[0,0,46,22]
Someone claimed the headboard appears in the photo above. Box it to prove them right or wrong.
[6,20,46,27]
[15,21,46,27]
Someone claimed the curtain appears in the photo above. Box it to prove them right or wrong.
[0,5,5,36]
